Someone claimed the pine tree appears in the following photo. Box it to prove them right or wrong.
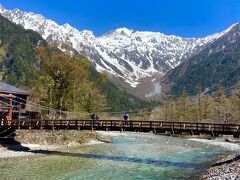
[231,83,240,122]
[176,89,190,121]
[213,88,233,123]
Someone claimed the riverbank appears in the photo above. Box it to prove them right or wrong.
[188,136,240,179]
[200,153,240,179]
[0,130,112,159]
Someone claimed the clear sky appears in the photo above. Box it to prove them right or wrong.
[1,0,240,37]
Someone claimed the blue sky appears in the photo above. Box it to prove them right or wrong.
[1,0,240,37]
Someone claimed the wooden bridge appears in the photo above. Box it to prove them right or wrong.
[0,119,240,138]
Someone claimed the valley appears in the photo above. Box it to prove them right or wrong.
[1,5,239,99]
[0,2,240,179]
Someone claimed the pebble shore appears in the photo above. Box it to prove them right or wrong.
[200,153,240,180]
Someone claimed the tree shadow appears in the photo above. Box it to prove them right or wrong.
[0,128,31,151]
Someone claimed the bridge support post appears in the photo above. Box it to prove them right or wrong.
[105,122,108,131]
[51,121,55,131]
[153,126,156,134]
[190,130,193,136]
[211,132,218,137]
[233,133,239,138]
[29,119,32,130]
[120,124,123,132]
[91,120,94,131]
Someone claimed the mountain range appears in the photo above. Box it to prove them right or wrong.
[163,23,240,96]
[0,14,157,111]
[0,5,239,99]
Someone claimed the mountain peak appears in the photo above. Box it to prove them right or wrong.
[0,5,239,91]
[115,28,133,36]
[220,22,240,35]
[228,22,239,29]
[0,4,6,13]
[62,23,72,29]
[12,8,20,12]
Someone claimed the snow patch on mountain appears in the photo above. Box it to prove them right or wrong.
[0,4,237,88]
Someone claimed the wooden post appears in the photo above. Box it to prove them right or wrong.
[106,122,108,131]
[75,120,78,129]
[52,121,55,130]
[9,96,13,120]
[91,120,94,131]
[120,121,123,132]
[18,106,21,129]
[29,118,32,129]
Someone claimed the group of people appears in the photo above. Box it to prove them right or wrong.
[1,114,11,125]
[90,112,129,121]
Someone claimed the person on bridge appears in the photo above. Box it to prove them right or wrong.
[90,113,99,120]
[123,112,129,121]
[90,113,100,124]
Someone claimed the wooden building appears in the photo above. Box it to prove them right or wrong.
[0,81,29,120]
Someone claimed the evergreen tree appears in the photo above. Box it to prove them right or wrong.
[212,89,232,123]
[231,83,240,122]
[201,95,215,121]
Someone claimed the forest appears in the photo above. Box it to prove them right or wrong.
[151,86,240,123]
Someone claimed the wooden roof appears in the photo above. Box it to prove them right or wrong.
[0,82,29,96]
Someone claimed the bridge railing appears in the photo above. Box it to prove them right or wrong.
[1,119,240,134]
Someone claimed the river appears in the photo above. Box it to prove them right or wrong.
[0,132,233,179]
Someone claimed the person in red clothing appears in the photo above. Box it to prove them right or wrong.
[6,114,11,125]
[6,114,11,121]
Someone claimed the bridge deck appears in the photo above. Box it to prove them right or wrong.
[0,119,240,137]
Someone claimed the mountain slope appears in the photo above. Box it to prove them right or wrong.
[89,66,158,111]
[0,15,47,86]
[0,14,155,111]
[0,5,232,93]
[162,24,240,96]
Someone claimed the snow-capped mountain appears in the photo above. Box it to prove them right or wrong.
[0,5,237,96]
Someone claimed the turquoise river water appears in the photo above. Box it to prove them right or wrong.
[0,132,231,180]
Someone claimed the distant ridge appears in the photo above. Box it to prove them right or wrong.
[0,4,238,98]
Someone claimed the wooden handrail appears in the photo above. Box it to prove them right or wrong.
[0,119,239,136]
